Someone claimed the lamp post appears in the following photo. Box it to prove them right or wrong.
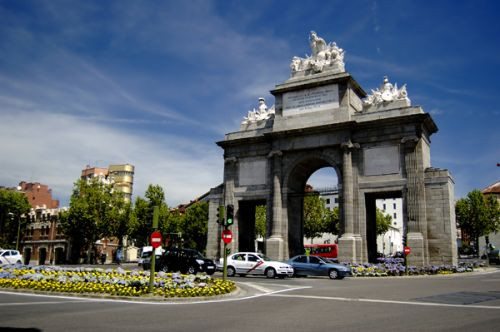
[8,212,21,251]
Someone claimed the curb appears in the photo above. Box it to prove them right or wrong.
[0,285,242,303]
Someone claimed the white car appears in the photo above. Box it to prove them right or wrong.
[220,252,294,278]
[138,246,164,266]
[0,249,23,265]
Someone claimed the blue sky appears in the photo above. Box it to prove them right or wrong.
[0,0,499,207]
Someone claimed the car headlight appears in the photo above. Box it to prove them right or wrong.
[196,259,205,265]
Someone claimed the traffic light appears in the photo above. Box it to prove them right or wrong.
[216,205,224,224]
[226,204,234,226]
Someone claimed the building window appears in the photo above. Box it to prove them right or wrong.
[326,199,330,204]
[335,198,339,203]
[393,213,397,219]
[383,204,386,211]
[394,222,397,226]
[393,203,396,209]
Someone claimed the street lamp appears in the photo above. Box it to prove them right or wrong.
[8,212,21,251]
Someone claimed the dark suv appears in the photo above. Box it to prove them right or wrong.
[155,248,216,275]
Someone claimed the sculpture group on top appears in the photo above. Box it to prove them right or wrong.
[241,97,275,125]
[290,31,345,77]
[363,76,411,107]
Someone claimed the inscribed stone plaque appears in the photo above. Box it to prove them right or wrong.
[239,159,267,186]
[364,146,400,176]
[283,84,339,116]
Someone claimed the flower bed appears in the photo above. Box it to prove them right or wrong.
[0,265,235,298]
[345,259,484,277]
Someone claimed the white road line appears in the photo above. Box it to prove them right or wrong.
[243,282,273,293]
[271,294,500,310]
[0,300,95,306]
[0,286,311,306]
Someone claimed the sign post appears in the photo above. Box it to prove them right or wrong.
[404,246,411,275]
[222,229,232,281]
[149,206,160,293]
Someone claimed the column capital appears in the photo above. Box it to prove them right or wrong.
[267,150,283,159]
[224,156,238,164]
[341,140,360,151]
[401,136,419,146]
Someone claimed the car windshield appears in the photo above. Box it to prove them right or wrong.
[186,250,204,259]
[257,254,273,261]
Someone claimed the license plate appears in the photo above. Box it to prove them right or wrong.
[207,266,215,269]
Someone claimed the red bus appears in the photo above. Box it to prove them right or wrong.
[304,244,338,259]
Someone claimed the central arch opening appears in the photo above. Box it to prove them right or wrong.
[286,156,341,258]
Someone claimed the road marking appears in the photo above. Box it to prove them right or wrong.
[270,294,500,310]
[242,282,273,293]
[0,300,94,306]
[0,286,311,306]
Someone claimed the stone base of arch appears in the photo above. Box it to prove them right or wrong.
[407,232,425,266]
[266,236,285,261]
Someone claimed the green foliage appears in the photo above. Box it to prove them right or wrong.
[60,178,126,263]
[456,189,500,250]
[303,195,340,241]
[324,206,340,235]
[0,188,31,248]
[255,205,266,238]
[303,194,326,240]
[375,208,392,236]
[129,184,170,248]
[182,201,208,253]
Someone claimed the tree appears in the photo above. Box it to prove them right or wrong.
[456,189,500,253]
[303,194,326,241]
[60,178,124,263]
[255,205,266,238]
[129,184,170,248]
[182,201,208,253]
[375,208,392,236]
[324,206,340,235]
[129,197,150,248]
[0,188,31,248]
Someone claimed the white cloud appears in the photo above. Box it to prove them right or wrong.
[0,109,223,207]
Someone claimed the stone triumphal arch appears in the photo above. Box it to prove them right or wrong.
[206,32,457,266]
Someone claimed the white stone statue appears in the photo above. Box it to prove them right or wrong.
[290,31,345,77]
[363,76,411,107]
[242,97,275,125]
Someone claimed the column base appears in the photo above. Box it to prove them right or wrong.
[407,232,425,266]
[266,237,285,261]
[354,234,363,263]
[338,234,356,263]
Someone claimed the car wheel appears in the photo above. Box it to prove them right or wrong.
[16,260,22,264]
[328,269,338,279]
[160,264,169,273]
[265,267,277,279]
[227,266,236,277]
[187,266,196,274]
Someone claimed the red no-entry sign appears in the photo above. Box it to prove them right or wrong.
[222,229,233,244]
[150,231,162,248]
[404,246,411,256]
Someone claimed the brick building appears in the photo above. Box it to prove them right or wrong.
[17,182,68,265]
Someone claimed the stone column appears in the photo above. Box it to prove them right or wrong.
[338,140,359,263]
[402,136,427,266]
[266,150,285,260]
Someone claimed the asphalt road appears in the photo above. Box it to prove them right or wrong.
[1,269,499,332]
